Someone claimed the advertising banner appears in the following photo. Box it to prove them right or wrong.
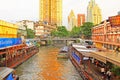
[0,38,22,49]
[72,51,81,63]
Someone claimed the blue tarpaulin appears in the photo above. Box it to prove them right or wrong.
[6,73,14,80]
[0,38,22,49]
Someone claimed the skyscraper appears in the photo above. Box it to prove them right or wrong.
[40,0,62,26]
[77,14,85,27]
[87,0,102,25]
[118,11,120,15]
[68,10,77,31]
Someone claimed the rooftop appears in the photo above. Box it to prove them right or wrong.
[72,43,120,67]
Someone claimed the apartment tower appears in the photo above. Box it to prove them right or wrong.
[87,0,102,25]
[68,10,77,31]
[77,14,85,27]
[40,0,62,26]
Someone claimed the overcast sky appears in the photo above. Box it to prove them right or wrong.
[0,0,120,26]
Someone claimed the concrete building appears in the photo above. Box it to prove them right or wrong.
[0,20,18,38]
[16,20,35,38]
[68,10,77,31]
[34,21,57,38]
[40,0,62,26]
[87,0,102,25]
[92,15,120,50]
[16,20,35,30]
[77,14,85,27]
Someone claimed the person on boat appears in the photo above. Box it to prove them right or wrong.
[12,71,19,80]
[101,67,105,79]
[115,46,120,55]
[95,60,99,67]
[106,70,112,80]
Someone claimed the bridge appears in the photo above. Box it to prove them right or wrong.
[40,38,80,46]
[41,38,79,41]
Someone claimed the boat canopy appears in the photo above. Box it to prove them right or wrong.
[0,67,14,80]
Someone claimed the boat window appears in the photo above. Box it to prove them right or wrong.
[0,54,6,61]
[85,41,93,45]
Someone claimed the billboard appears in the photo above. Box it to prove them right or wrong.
[0,38,22,49]
[109,15,120,27]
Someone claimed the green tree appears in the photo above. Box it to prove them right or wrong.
[80,22,94,39]
[27,29,35,38]
[57,26,68,37]
[51,30,58,37]
[70,26,81,38]
[111,66,120,76]
[51,26,69,38]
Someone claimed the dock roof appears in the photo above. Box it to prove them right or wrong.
[72,43,120,67]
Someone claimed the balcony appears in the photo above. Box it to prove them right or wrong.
[93,40,120,46]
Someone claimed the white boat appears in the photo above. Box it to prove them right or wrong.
[59,46,69,53]
[57,46,69,59]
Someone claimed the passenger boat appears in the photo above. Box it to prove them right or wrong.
[57,46,69,59]
[0,67,19,80]
[59,46,68,53]
[57,52,68,59]
[69,42,97,80]
[0,20,39,68]
[0,39,39,68]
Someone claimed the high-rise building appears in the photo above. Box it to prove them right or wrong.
[87,0,102,25]
[40,0,62,26]
[77,14,85,27]
[68,10,77,31]
[118,11,120,15]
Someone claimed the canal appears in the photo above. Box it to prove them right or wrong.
[15,46,82,80]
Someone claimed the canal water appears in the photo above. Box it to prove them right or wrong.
[15,46,82,80]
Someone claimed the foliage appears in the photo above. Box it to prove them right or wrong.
[76,39,80,43]
[80,22,94,39]
[35,42,40,47]
[51,30,58,37]
[47,40,52,45]
[51,26,68,37]
[70,26,81,38]
[51,23,94,39]
[27,29,35,38]
[111,65,120,76]
[57,26,69,37]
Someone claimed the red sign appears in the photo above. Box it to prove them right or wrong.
[109,15,120,27]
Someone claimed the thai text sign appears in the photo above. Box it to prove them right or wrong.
[0,38,22,49]
[109,15,120,27]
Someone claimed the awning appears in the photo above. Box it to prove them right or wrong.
[106,53,120,67]
[91,51,120,67]
[72,43,120,67]
[91,52,107,63]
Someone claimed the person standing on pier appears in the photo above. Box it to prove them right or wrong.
[115,46,120,55]
[106,70,111,80]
